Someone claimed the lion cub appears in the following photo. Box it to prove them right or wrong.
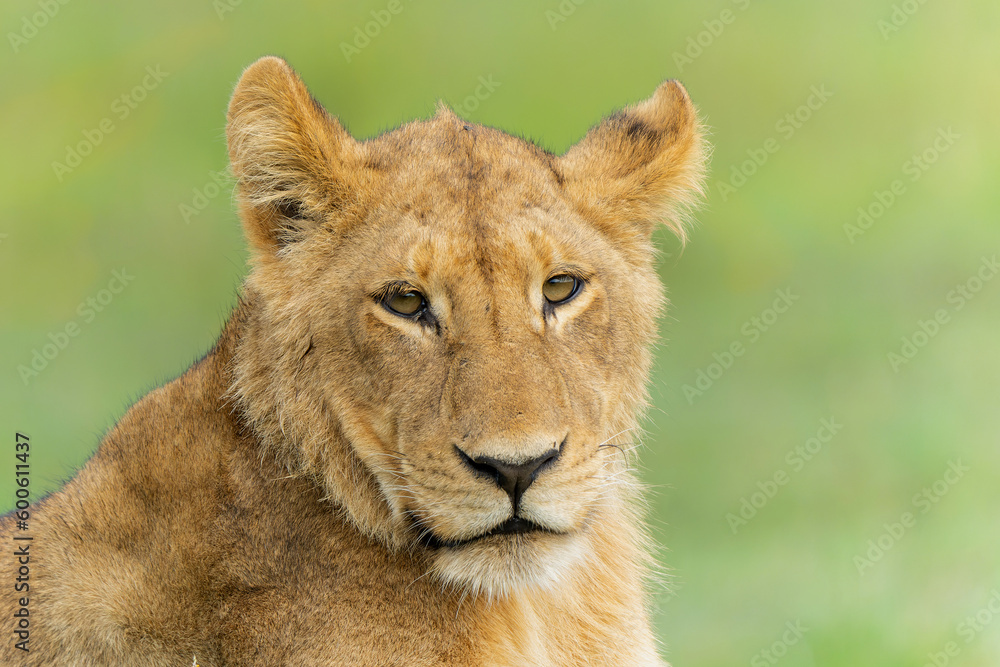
[0,57,705,666]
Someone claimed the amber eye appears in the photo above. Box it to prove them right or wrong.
[543,274,580,305]
[385,290,426,317]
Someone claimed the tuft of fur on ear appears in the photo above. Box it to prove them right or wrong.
[558,80,708,246]
[226,56,361,253]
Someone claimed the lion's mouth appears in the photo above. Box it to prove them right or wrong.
[417,516,559,550]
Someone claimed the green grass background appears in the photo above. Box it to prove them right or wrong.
[2,1,999,664]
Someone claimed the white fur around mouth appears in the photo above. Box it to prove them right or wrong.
[429,529,589,600]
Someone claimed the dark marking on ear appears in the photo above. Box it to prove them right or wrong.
[274,198,306,221]
[270,198,311,246]
[623,118,658,145]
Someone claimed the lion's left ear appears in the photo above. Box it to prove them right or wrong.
[558,80,707,245]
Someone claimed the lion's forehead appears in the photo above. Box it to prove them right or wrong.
[345,114,610,288]
[365,112,564,210]
[362,208,603,300]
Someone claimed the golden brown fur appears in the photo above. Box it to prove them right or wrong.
[0,57,706,665]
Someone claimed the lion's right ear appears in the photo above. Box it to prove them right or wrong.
[226,56,361,254]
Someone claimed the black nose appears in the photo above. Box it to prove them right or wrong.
[455,446,560,512]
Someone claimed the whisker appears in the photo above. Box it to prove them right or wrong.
[405,569,434,592]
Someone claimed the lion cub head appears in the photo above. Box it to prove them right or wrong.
[226,57,705,599]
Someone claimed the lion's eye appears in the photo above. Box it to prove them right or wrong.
[543,275,581,305]
[385,290,426,317]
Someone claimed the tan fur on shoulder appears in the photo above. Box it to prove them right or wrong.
[0,56,707,666]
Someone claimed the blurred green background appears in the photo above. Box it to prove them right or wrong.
[2,1,998,665]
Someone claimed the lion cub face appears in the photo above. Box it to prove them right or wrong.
[227,57,705,598]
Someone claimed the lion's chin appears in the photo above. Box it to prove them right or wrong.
[428,529,588,600]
